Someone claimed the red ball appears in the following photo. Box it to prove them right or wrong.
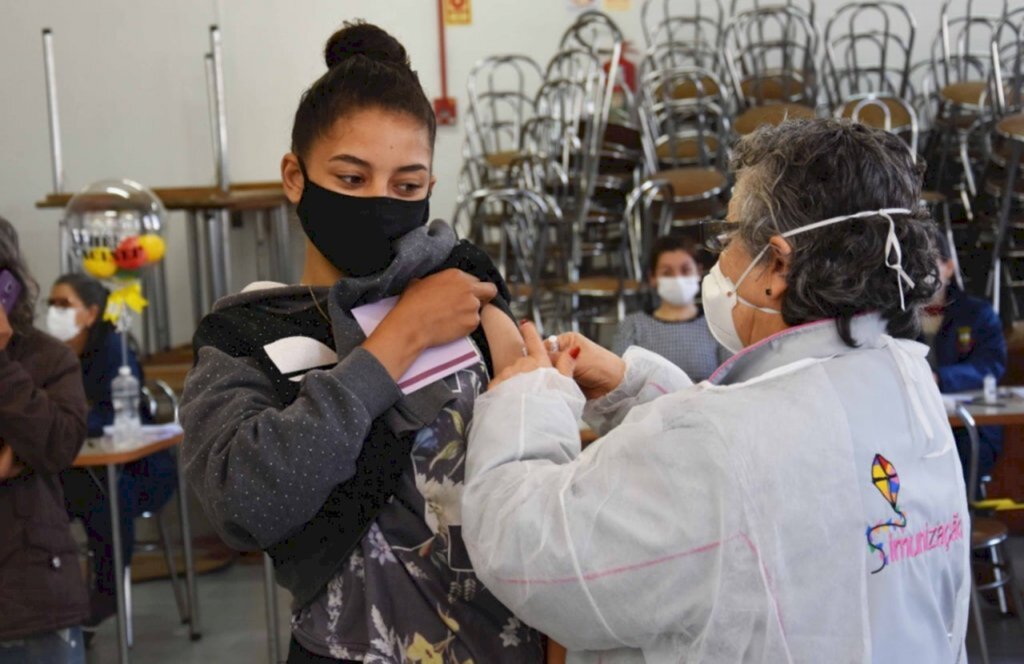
[113,236,147,270]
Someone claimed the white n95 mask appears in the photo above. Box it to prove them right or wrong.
[657,276,700,307]
[701,207,914,354]
[46,306,81,342]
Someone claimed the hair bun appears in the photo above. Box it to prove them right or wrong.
[324,21,410,71]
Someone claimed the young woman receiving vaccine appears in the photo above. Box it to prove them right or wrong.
[180,22,540,664]
[613,235,726,382]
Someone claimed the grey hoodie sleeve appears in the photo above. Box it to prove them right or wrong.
[179,346,402,551]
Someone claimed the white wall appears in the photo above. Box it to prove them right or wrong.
[0,0,942,347]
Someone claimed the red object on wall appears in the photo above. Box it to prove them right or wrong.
[603,40,637,94]
[434,0,459,125]
[434,97,458,126]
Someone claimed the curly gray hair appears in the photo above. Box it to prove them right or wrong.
[730,118,939,346]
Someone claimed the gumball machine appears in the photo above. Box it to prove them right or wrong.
[63,180,167,444]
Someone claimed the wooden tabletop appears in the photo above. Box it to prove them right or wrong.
[37,181,288,211]
[74,432,183,467]
[947,391,1024,428]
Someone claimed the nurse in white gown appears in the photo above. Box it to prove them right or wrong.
[462,119,971,663]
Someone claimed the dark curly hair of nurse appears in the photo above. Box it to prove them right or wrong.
[730,118,939,347]
[290,21,437,160]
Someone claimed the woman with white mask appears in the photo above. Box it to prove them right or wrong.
[462,119,971,663]
[612,235,728,382]
[48,273,176,634]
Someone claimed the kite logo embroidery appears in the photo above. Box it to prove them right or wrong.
[865,454,908,574]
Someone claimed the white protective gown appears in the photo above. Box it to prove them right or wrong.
[462,314,970,663]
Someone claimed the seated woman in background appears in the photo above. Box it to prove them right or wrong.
[613,235,727,382]
[0,217,89,664]
[922,227,1007,486]
[49,273,177,630]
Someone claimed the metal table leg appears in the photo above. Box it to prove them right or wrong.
[271,204,293,284]
[175,447,202,640]
[185,211,207,326]
[263,553,280,663]
[106,463,130,663]
[206,209,232,305]
[254,210,269,282]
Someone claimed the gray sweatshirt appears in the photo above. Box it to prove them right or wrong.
[180,221,543,662]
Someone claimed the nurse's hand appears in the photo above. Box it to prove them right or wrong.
[550,332,626,400]
[489,322,578,390]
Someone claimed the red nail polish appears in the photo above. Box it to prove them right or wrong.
[569,346,581,359]
[519,319,530,326]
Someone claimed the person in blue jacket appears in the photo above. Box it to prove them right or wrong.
[922,227,1007,486]
[47,273,177,630]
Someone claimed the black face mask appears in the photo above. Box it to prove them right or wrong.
[295,162,429,278]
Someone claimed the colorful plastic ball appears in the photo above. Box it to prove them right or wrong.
[82,247,118,279]
[113,236,147,270]
[137,234,166,264]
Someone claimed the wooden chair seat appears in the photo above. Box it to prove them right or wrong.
[656,136,720,162]
[656,76,721,100]
[996,113,1024,141]
[839,97,913,129]
[485,151,520,169]
[508,283,535,299]
[555,277,641,296]
[670,197,725,223]
[940,81,987,107]
[741,75,806,102]
[971,517,1009,550]
[650,167,727,200]
[735,103,816,135]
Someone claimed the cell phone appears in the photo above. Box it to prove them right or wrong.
[0,270,21,315]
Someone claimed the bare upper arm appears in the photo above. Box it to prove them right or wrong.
[480,305,523,376]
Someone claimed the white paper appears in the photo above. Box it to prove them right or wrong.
[352,296,481,395]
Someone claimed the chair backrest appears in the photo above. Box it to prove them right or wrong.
[451,187,564,319]
[466,55,544,158]
[532,77,597,174]
[823,1,917,109]
[840,94,920,156]
[559,11,627,222]
[932,0,1009,93]
[730,0,816,27]
[641,0,725,52]
[143,379,179,424]
[722,5,820,108]
[991,7,1024,114]
[637,54,732,172]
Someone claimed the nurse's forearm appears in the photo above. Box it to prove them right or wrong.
[583,347,693,434]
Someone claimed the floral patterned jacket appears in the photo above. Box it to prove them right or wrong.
[292,362,544,663]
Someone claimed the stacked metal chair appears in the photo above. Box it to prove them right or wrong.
[722,4,820,136]
[924,0,1010,210]
[983,6,1024,318]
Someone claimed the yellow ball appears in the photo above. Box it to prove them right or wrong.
[137,234,166,264]
[83,247,118,279]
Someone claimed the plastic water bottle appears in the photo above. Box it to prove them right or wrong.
[111,365,141,445]
[983,372,998,404]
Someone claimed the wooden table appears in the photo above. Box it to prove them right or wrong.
[75,428,200,664]
[947,392,1024,428]
[38,182,293,331]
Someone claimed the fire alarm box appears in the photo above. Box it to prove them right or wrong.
[434,97,458,126]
